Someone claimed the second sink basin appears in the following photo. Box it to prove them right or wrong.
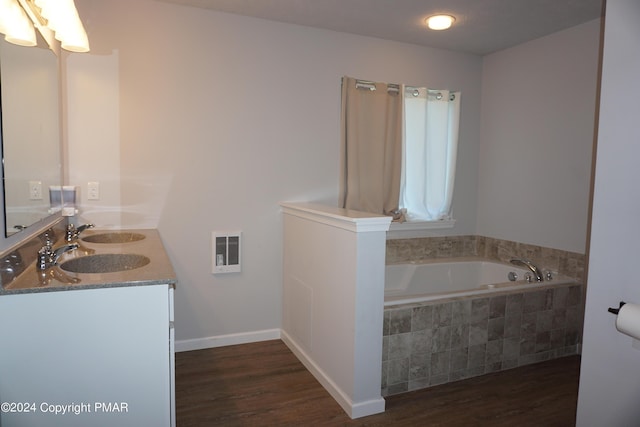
[82,232,146,244]
[59,254,151,274]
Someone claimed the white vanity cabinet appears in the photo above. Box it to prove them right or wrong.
[0,284,175,427]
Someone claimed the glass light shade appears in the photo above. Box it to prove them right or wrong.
[0,0,37,46]
[426,15,455,31]
[36,0,90,52]
[60,28,90,53]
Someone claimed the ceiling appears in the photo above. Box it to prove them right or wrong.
[157,0,603,55]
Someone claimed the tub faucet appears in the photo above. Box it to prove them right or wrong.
[510,258,544,282]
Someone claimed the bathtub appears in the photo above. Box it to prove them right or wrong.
[382,257,582,396]
[384,258,574,306]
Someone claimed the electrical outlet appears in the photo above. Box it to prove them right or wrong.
[87,181,100,200]
[29,181,42,200]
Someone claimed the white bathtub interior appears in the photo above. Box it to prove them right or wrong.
[384,259,575,306]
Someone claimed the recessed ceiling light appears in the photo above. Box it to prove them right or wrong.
[425,14,456,31]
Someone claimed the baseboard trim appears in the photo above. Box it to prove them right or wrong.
[280,330,385,419]
[175,329,281,352]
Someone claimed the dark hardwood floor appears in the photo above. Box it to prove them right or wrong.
[176,340,580,426]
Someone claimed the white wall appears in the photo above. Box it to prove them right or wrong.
[68,0,482,344]
[577,0,640,424]
[477,20,600,253]
[66,50,121,225]
[65,0,599,346]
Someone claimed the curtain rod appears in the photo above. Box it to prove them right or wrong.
[355,79,400,94]
[405,86,458,100]
[355,80,376,91]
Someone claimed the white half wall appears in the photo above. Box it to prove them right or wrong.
[281,203,390,418]
[477,19,601,253]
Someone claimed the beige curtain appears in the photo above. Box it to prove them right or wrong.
[339,76,403,219]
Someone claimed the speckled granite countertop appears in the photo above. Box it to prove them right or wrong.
[0,229,176,294]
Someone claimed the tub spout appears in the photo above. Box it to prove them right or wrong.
[510,258,544,282]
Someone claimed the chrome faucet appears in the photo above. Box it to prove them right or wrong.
[65,223,95,242]
[37,243,79,270]
[510,258,544,282]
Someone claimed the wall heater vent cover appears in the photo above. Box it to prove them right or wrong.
[212,231,241,274]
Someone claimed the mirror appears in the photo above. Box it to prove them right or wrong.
[0,33,62,237]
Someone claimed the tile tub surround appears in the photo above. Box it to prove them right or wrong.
[381,282,582,396]
[386,235,585,283]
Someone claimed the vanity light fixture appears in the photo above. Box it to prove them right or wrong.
[0,0,37,46]
[0,0,90,52]
[425,14,456,31]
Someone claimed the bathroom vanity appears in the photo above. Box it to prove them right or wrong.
[0,228,176,427]
[0,12,176,426]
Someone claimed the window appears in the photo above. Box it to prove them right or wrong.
[401,87,460,222]
[340,77,461,228]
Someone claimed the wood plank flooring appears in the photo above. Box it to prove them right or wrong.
[176,340,580,426]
